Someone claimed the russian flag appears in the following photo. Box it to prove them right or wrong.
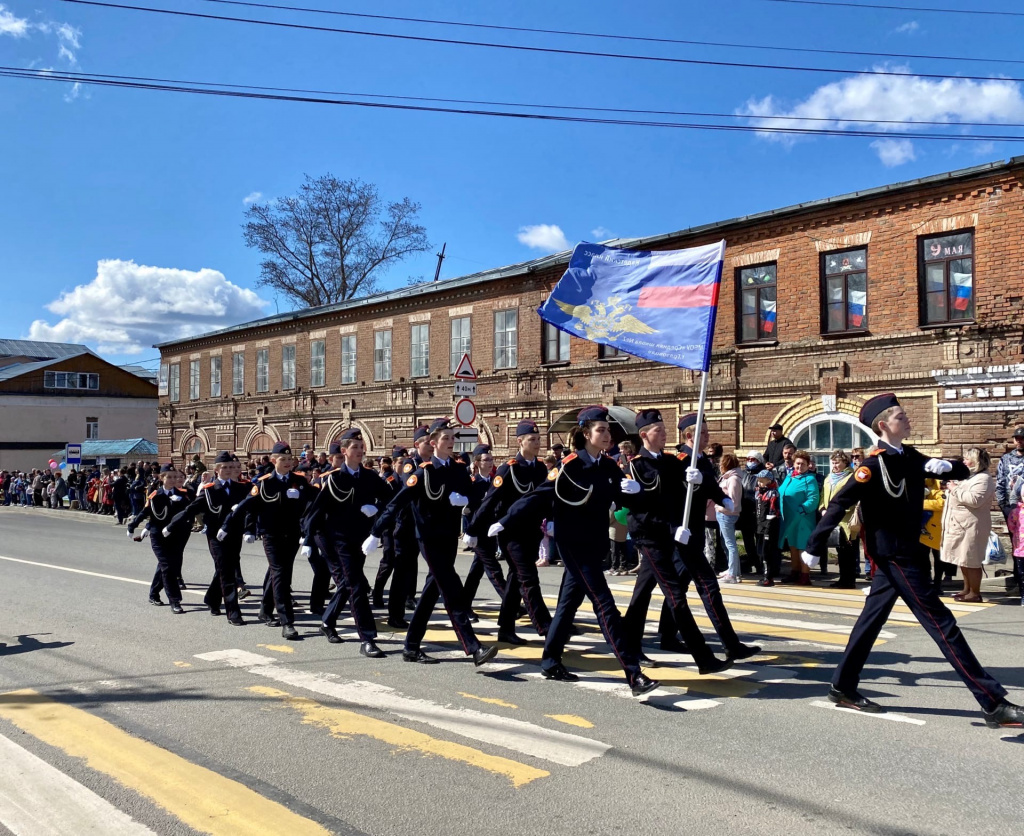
[761,298,777,334]
[848,290,867,328]
[952,271,973,311]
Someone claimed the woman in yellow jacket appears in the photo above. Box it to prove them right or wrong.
[819,450,861,588]
[921,478,954,596]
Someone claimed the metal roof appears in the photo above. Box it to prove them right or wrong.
[155,156,1023,350]
[51,439,158,461]
[0,339,96,360]
[0,352,92,382]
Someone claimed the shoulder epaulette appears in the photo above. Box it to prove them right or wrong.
[147,490,158,500]
[868,447,885,457]
[422,461,433,468]
[201,481,215,489]
[507,458,517,466]
[258,473,273,481]
[676,452,690,461]
[177,487,189,493]
[561,452,578,464]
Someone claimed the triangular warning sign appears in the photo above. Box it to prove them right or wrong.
[453,353,477,380]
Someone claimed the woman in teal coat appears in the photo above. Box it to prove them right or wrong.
[778,450,820,586]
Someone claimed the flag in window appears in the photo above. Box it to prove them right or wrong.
[848,290,867,327]
[760,298,777,334]
[951,271,973,311]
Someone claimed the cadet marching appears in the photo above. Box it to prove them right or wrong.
[124,402,1024,727]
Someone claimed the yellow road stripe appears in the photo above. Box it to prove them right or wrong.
[249,686,548,788]
[546,715,594,729]
[0,689,331,836]
[256,644,295,654]
[458,693,518,709]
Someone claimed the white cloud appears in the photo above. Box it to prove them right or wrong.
[739,68,1024,163]
[590,226,614,240]
[893,21,919,35]
[0,4,29,37]
[517,224,570,253]
[871,138,917,167]
[29,260,268,355]
[242,191,263,205]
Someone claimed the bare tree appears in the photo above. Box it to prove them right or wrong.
[242,174,429,307]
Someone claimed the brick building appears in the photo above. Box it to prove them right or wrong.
[155,158,1024,471]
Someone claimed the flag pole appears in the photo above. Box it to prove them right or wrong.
[681,369,710,531]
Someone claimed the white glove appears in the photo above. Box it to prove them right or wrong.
[487,522,504,538]
[362,535,381,556]
[126,529,134,539]
[360,504,378,518]
[801,551,821,568]
[721,497,735,513]
[674,527,691,545]
[299,537,306,546]
[448,492,469,507]
[766,514,778,520]
[216,528,228,542]
[545,521,554,536]
[162,527,172,538]
[243,533,256,544]
[925,458,953,475]
[685,467,703,486]
[620,478,641,495]
[139,528,149,541]
[300,545,312,558]
[462,533,478,548]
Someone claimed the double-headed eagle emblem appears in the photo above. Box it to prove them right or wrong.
[553,295,659,342]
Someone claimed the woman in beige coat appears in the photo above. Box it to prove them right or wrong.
[941,448,996,603]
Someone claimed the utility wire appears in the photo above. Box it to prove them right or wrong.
[58,0,1024,85]
[760,0,1024,17]
[196,0,1024,68]
[4,65,1023,142]
[6,64,1024,130]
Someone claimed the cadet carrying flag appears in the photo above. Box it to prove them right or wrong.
[537,240,726,372]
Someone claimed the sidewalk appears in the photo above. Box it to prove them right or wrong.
[1,505,131,528]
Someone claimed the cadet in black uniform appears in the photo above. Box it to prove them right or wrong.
[621,409,741,673]
[364,424,498,667]
[303,428,391,658]
[805,394,1023,728]
[662,414,760,659]
[469,420,552,644]
[497,407,659,697]
[461,444,507,616]
[221,442,313,640]
[127,463,192,614]
[164,451,250,625]
[371,446,407,609]
[295,461,331,615]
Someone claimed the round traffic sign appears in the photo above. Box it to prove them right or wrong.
[454,397,477,427]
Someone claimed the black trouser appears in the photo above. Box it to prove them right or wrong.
[148,534,186,604]
[463,538,506,605]
[738,499,761,573]
[541,536,641,684]
[836,529,861,587]
[624,540,717,667]
[322,532,377,641]
[1014,557,1024,604]
[405,535,481,655]
[259,533,299,625]
[757,530,782,581]
[307,545,332,612]
[659,540,745,655]
[834,554,1007,711]
[609,540,629,572]
[374,525,419,620]
[314,531,349,622]
[203,536,243,618]
[497,533,551,635]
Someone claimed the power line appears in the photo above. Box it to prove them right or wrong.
[5,65,1023,142]
[196,0,1024,68]
[7,64,1024,130]
[760,0,1024,17]
[58,0,1024,86]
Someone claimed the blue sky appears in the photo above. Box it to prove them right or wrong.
[2,0,1023,369]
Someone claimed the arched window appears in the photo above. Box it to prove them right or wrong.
[792,416,875,477]
[249,433,274,456]
[184,436,205,455]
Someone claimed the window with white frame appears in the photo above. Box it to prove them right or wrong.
[374,330,392,381]
[450,316,471,373]
[542,322,570,363]
[411,324,430,378]
[232,352,244,395]
[86,417,99,440]
[168,364,180,402]
[256,348,269,393]
[310,339,326,387]
[158,363,168,396]
[494,310,518,369]
[341,335,356,384]
[210,356,222,397]
[793,417,875,477]
[281,344,296,389]
[189,359,200,400]
[43,371,99,390]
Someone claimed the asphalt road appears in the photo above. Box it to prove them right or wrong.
[0,506,1021,836]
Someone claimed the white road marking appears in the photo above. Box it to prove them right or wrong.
[0,555,207,597]
[521,672,721,710]
[195,649,611,767]
[809,700,925,725]
[0,732,156,835]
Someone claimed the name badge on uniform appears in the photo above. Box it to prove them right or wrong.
[170,494,182,502]
[287,488,300,499]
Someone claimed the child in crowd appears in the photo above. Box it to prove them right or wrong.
[1007,483,1024,608]
[755,470,782,587]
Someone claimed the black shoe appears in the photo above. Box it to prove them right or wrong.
[829,581,856,589]
[630,672,660,697]
[473,646,498,666]
[282,625,299,640]
[319,624,343,643]
[468,611,480,623]
[149,597,165,606]
[386,617,409,629]
[727,643,761,661]
[237,587,251,600]
[178,580,187,589]
[517,606,528,618]
[827,686,883,713]
[227,614,246,626]
[371,595,385,609]
[697,657,734,676]
[541,663,579,682]
[360,641,386,659]
[170,603,184,614]
[209,607,222,616]
[659,636,689,654]
[402,649,440,664]
[497,631,526,646]
[405,597,418,611]
[308,604,325,616]
[638,652,658,668]
[984,700,1024,728]
[257,611,281,627]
